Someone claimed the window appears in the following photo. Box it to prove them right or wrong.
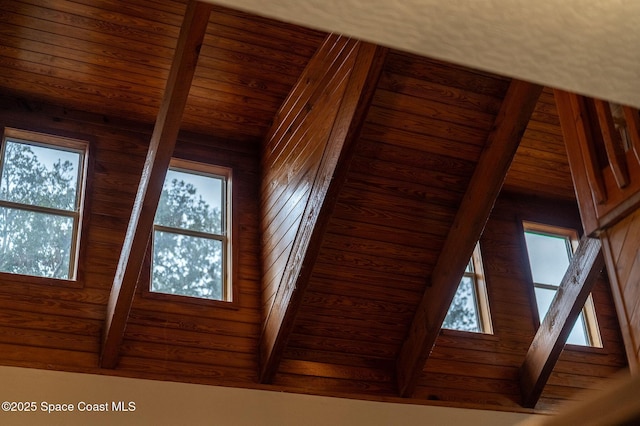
[443,243,493,333]
[0,128,87,280]
[523,222,602,347]
[151,159,231,301]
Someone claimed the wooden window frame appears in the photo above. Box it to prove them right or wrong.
[443,243,493,334]
[523,221,603,348]
[0,127,88,282]
[149,158,234,303]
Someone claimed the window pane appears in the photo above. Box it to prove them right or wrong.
[0,207,73,279]
[567,312,589,345]
[524,232,570,285]
[152,230,223,300]
[534,286,557,318]
[155,169,223,234]
[535,286,589,345]
[443,276,480,332]
[1,140,80,211]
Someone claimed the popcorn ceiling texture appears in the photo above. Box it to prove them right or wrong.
[208,0,640,107]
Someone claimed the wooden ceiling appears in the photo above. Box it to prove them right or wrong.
[0,0,626,414]
[0,0,325,142]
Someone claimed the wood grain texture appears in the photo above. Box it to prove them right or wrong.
[259,36,387,382]
[0,0,632,412]
[601,209,640,373]
[505,88,575,201]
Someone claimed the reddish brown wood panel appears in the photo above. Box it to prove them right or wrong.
[259,38,387,382]
[0,0,325,143]
[0,0,631,413]
[505,88,575,201]
[260,35,359,324]
[601,208,640,372]
[276,51,512,398]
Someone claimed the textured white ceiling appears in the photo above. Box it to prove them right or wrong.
[208,0,640,107]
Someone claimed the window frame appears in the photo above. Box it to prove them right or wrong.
[149,158,233,303]
[442,243,493,334]
[0,127,88,282]
[522,221,603,348]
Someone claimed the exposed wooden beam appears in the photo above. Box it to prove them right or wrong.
[520,236,604,408]
[396,80,543,397]
[100,0,212,368]
[259,42,388,383]
[554,90,601,235]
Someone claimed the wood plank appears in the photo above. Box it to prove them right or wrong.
[259,42,388,382]
[377,71,503,114]
[519,236,604,408]
[287,332,398,359]
[101,0,212,368]
[116,355,257,385]
[384,51,510,98]
[260,36,356,322]
[554,90,602,234]
[594,99,629,188]
[622,106,640,165]
[273,373,397,396]
[372,89,495,131]
[396,80,543,397]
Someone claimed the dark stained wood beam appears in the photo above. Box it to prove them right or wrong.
[396,80,543,397]
[100,0,212,368]
[259,43,388,383]
[520,236,604,408]
[594,99,629,189]
[554,90,602,235]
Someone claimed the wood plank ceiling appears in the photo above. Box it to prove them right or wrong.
[0,0,626,413]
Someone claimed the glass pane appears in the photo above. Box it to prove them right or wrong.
[535,287,590,346]
[524,231,571,286]
[1,140,80,211]
[155,169,223,234]
[0,206,73,279]
[534,286,557,318]
[567,312,589,346]
[152,230,223,300]
[443,276,480,332]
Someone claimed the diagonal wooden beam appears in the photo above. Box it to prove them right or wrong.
[100,0,212,368]
[259,42,388,383]
[520,236,604,408]
[396,80,543,397]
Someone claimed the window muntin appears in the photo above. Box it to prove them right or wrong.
[0,128,86,280]
[523,222,602,347]
[443,244,493,333]
[151,159,231,301]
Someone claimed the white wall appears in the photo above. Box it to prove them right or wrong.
[0,366,534,425]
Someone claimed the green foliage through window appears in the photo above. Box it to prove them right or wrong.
[0,131,85,280]
[443,274,480,332]
[151,163,229,301]
[442,244,492,333]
